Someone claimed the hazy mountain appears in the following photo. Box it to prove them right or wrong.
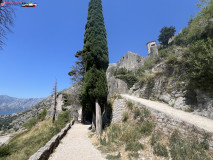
[0,95,44,115]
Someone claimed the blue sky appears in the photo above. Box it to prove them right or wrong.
[0,0,199,98]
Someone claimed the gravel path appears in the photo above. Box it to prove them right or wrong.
[49,123,105,160]
[121,94,213,133]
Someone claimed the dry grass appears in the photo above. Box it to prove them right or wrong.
[0,111,71,160]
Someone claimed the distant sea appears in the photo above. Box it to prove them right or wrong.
[0,111,16,115]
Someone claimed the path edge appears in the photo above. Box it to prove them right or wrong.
[28,120,75,160]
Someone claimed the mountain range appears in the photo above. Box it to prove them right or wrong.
[0,95,44,115]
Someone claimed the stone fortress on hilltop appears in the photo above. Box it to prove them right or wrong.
[147,40,159,57]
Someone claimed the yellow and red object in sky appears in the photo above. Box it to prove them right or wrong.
[1,1,37,7]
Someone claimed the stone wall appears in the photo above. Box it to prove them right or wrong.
[111,98,127,123]
[28,120,75,160]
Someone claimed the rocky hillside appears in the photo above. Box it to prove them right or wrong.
[106,1,213,120]
[0,95,44,115]
[0,82,82,132]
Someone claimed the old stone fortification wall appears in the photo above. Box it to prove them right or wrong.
[111,98,127,123]
[28,120,75,160]
[111,97,213,149]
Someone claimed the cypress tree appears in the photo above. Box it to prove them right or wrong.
[80,0,109,134]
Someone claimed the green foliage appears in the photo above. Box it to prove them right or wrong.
[143,109,151,117]
[113,68,138,89]
[0,115,18,131]
[106,152,121,160]
[37,107,47,121]
[23,107,47,130]
[128,152,139,159]
[122,111,129,122]
[137,57,158,75]
[125,141,144,151]
[187,38,213,92]
[133,108,140,119]
[158,26,176,46]
[0,145,10,157]
[0,111,71,160]
[23,118,38,130]
[55,110,71,128]
[99,122,149,152]
[113,68,129,76]
[165,53,178,65]
[169,130,210,160]
[153,143,168,157]
[174,1,213,46]
[127,101,133,110]
[150,132,161,146]
[184,107,194,112]
[115,74,138,89]
[140,121,155,135]
[100,136,107,146]
[139,73,155,88]
[68,50,85,82]
[81,0,109,113]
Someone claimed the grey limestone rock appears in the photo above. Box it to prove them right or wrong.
[116,51,145,72]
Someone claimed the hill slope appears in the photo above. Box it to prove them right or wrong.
[0,95,44,115]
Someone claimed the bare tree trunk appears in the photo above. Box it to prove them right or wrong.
[96,101,102,135]
[52,81,57,123]
[92,112,96,130]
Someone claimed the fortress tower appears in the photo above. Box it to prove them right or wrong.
[147,41,158,57]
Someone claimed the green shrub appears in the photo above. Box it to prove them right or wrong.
[127,101,133,110]
[55,110,71,127]
[165,53,178,65]
[133,108,140,119]
[37,107,47,121]
[150,132,161,146]
[184,107,194,112]
[139,114,144,122]
[23,108,47,130]
[140,121,155,135]
[122,111,129,122]
[106,152,121,160]
[0,145,10,157]
[137,57,158,75]
[143,109,151,117]
[187,38,213,92]
[139,73,155,88]
[128,152,139,159]
[115,74,138,89]
[114,68,129,76]
[169,130,210,160]
[153,143,168,157]
[100,136,107,146]
[125,141,144,151]
[23,117,38,130]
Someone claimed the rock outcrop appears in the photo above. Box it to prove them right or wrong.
[106,52,144,97]
[116,51,145,72]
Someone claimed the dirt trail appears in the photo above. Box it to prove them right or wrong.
[121,94,213,133]
[49,123,105,160]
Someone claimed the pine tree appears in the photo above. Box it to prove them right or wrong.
[80,0,109,135]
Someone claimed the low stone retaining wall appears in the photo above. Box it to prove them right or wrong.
[28,120,75,160]
[122,98,213,149]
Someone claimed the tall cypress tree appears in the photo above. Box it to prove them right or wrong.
[80,0,109,134]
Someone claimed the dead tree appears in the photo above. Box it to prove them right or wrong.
[52,80,57,123]
[0,2,15,49]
